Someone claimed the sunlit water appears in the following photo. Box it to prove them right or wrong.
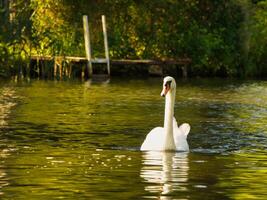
[0,78,267,199]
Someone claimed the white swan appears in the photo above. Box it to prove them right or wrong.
[141,76,190,151]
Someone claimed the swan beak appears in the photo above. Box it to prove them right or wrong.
[161,86,170,97]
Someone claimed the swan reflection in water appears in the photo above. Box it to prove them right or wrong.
[140,151,189,199]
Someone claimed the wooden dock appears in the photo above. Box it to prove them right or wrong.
[29,55,191,79]
[30,55,191,65]
[28,15,191,79]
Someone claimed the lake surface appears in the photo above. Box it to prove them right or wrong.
[0,78,267,200]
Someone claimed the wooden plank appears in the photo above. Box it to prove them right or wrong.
[111,59,161,65]
[110,58,191,65]
[30,56,191,65]
[102,15,110,76]
[31,55,53,60]
[65,56,87,62]
[83,15,93,77]
[92,58,108,63]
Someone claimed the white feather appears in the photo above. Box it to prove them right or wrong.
[140,76,190,152]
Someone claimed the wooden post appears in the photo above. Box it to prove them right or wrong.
[59,58,62,79]
[181,65,188,78]
[41,60,45,79]
[83,15,93,78]
[54,57,57,78]
[102,15,110,76]
[69,63,72,78]
[36,57,40,77]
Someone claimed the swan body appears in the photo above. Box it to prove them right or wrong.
[140,76,190,151]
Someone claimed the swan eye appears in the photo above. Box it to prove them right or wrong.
[165,81,172,87]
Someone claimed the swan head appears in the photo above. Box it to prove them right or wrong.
[161,76,176,97]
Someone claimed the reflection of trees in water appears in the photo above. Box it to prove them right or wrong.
[0,87,18,195]
[140,152,189,199]
[0,87,17,127]
[0,149,11,195]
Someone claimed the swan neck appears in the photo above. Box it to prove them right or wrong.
[163,90,176,150]
[164,90,175,128]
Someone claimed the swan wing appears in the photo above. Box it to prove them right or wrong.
[173,117,190,151]
[140,127,164,151]
[179,123,190,136]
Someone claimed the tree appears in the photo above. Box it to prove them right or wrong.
[249,0,267,76]
[1,0,267,77]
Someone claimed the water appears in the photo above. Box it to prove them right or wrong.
[0,78,267,199]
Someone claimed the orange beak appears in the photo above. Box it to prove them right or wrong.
[161,85,170,97]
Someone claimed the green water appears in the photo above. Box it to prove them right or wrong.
[0,78,267,200]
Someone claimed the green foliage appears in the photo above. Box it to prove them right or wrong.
[0,0,32,76]
[0,0,267,77]
[249,0,267,76]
